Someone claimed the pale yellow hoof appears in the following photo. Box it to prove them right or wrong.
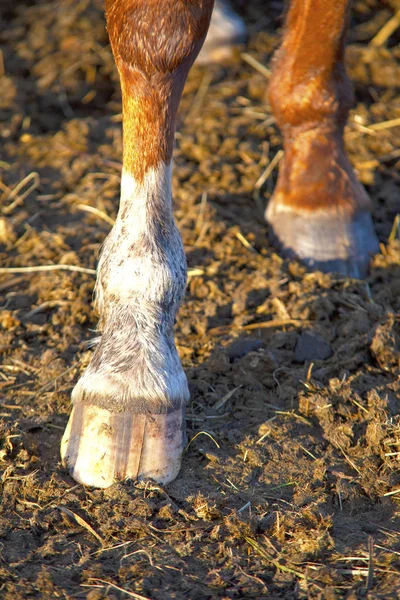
[60,404,185,488]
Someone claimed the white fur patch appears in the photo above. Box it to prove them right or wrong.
[73,162,189,411]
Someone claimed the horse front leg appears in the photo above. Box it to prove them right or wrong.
[61,0,214,488]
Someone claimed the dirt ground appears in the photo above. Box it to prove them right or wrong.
[0,0,399,598]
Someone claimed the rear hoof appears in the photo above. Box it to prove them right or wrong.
[266,206,379,279]
[197,0,247,65]
[61,404,185,488]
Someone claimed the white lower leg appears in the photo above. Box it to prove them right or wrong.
[61,163,189,487]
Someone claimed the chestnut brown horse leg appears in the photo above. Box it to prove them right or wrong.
[266,0,379,278]
[60,0,214,488]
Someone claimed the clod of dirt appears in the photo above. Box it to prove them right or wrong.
[0,218,16,247]
[226,337,263,360]
[295,331,333,363]
[370,314,400,370]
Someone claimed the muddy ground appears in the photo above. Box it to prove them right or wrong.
[0,0,400,598]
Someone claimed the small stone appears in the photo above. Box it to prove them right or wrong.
[295,331,332,362]
[226,337,263,360]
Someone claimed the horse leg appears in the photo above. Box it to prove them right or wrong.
[61,0,214,488]
[266,0,379,278]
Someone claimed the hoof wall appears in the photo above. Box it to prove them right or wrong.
[61,404,185,488]
[266,207,379,279]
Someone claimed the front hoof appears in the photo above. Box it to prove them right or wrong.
[61,404,185,488]
[266,206,379,279]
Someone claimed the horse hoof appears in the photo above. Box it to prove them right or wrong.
[266,205,379,279]
[61,403,185,488]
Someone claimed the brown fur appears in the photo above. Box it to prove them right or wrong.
[269,0,370,213]
[105,0,214,182]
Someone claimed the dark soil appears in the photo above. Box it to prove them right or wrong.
[1,1,400,598]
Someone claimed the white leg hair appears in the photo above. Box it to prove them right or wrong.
[61,163,189,486]
[74,162,189,412]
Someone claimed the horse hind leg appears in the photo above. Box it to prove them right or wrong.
[266,0,379,278]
